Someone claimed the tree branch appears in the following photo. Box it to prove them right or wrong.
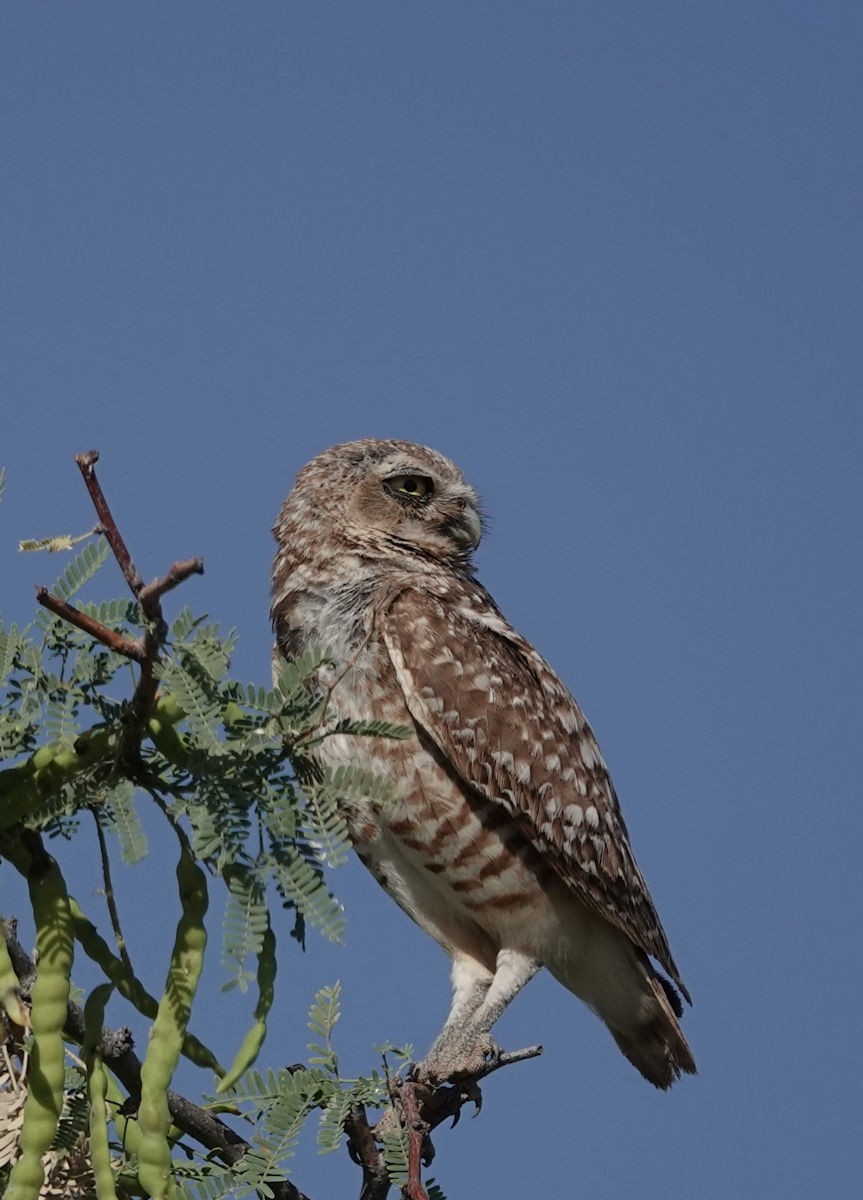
[34,586,145,660]
[75,449,145,595]
[345,1104,390,1200]
[395,1080,431,1200]
[34,450,204,769]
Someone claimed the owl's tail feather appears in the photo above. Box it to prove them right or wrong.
[610,974,697,1090]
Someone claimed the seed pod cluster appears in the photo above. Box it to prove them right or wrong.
[0,725,117,831]
[70,898,222,1076]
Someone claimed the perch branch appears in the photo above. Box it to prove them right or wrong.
[139,558,205,607]
[355,1044,544,1199]
[395,1080,431,1200]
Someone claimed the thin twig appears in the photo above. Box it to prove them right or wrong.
[483,1043,544,1076]
[34,587,145,660]
[139,558,204,609]
[33,454,205,771]
[90,808,134,975]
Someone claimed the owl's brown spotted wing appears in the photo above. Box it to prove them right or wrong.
[380,584,690,1004]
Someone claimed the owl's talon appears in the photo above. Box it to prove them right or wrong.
[463,1081,483,1115]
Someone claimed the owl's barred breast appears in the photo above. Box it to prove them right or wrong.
[277,579,568,968]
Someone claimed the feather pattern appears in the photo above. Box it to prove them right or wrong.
[380,583,691,1005]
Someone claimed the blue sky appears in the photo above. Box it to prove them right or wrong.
[2,3,861,1196]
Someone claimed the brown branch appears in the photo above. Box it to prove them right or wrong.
[343,1104,391,1200]
[352,1043,544,1200]
[124,556,203,760]
[139,558,205,608]
[396,1081,431,1200]
[35,587,145,660]
[407,1042,543,1135]
[482,1043,544,1075]
[65,452,204,765]
[75,450,144,596]
[345,1104,391,1200]
[1,915,311,1200]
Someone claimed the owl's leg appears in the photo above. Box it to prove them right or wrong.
[471,947,540,1033]
[418,949,539,1084]
[442,953,493,1030]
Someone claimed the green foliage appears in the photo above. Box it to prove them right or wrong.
[0,533,436,1199]
[103,777,149,864]
[379,1117,410,1188]
[48,539,112,605]
[307,982,341,1076]
[220,864,269,992]
[210,986,392,1174]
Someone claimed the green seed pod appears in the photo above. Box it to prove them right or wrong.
[0,725,118,830]
[135,841,208,1200]
[0,929,26,1025]
[153,693,186,727]
[5,848,74,1200]
[146,693,192,767]
[70,898,223,1076]
[30,745,58,771]
[83,983,118,1200]
[0,772,42,830]
[216,923,277,1093]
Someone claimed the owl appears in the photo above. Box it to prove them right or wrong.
[271,439,696,1089]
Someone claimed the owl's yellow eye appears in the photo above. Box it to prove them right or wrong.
[384,474,434,502]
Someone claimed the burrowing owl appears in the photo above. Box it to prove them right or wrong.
[271,439,695,1088]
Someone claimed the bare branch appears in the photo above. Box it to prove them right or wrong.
[34,586,145,660]
[67,451,204,764]
[90,808,134,974]
[75,450,144,596]
[139,557,204,609]
[483,1043,544,1075]
[395,1081,431,1200]
[345,1104,390,1200]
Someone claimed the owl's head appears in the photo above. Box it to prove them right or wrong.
[273,439,484,570]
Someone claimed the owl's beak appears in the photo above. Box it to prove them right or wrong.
[448,503,483,552]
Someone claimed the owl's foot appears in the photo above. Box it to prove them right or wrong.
[414,1030,502,1086]
[415,1036,544,1093]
